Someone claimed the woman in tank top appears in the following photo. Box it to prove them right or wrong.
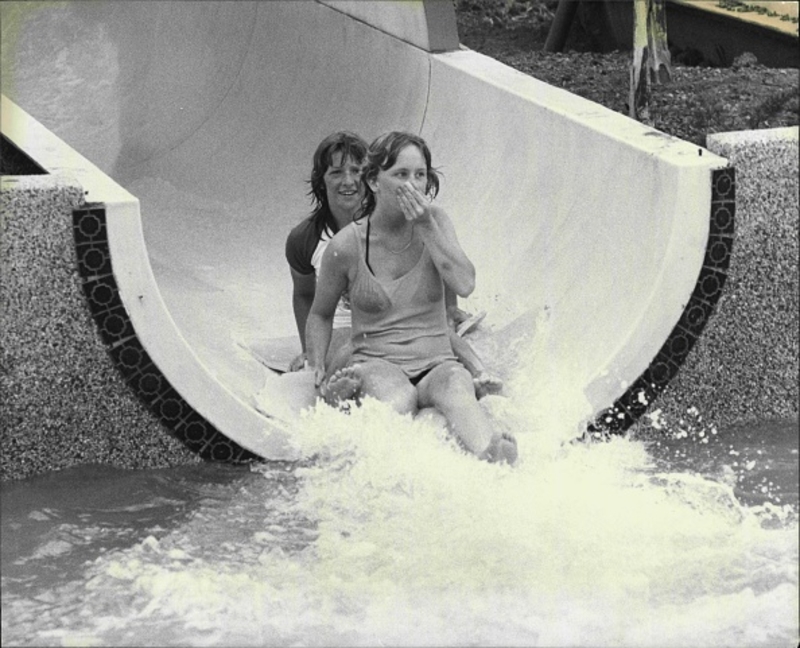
[306,132,517,464]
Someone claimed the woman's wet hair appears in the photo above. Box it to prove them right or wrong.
[308,131,368,237]
[359,131,441,220]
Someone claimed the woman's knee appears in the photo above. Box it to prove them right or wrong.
[386,388,418,416]
[439,362,475,393]
[360,360,418,415]
[422,362,475,407]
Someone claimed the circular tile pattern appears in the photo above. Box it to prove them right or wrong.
[590,167,736,437]
[89,283,115,307]
[72,207,259,464]
[118,345,144,370]
[76,212,103,238]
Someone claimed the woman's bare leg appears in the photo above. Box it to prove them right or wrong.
[416,406,448,429]
[323,358,417,415]
[417,360,517,464]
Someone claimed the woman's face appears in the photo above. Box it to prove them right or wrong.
[370,144,428,211]
[323,151,364,218]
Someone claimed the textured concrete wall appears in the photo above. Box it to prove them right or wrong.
[642,128,799,432]
[0,176,200,481]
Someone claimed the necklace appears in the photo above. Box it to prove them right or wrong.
[367,217,415,255]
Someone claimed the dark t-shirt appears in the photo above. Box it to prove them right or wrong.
[285,217,351,327]
[285,217,327,275]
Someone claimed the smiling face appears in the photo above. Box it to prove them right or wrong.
[323,151,364,225]
[368,144,428,214]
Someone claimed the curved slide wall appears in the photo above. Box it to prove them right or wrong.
[1,1,733,461]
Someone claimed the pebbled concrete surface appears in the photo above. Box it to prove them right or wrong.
[0,176,200,481]
[641,127,799,433]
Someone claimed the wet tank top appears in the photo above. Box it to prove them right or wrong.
[348,220,456,378]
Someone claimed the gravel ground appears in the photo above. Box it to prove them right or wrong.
[456,7,799,146]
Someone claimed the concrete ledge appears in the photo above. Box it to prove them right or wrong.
[593,0,798,67]
[707,125,799,147]
[673,0,799,38]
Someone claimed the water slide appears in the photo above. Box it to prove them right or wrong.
[1,1,734,462]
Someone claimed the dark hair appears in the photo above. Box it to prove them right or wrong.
[359,131,441,220]
[307,131,368,237]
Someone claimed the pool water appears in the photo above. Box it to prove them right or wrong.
[2,402,797,647]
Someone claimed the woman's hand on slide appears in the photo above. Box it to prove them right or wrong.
[313,364,327,392]
[288,352,307,372]
[447,306,471,328]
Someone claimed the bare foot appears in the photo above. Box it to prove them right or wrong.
[480,433,518,465]
[474,372,503,399]
[322,365,363,407]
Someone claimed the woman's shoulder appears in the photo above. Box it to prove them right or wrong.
[324,220,362,264]
[286,216,318,251]
[331,220,363,248]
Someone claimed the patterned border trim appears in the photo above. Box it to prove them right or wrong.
[72,206,260,463]
[585,166,736,438]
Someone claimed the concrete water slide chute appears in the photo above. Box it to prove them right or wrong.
[0,1,734,461]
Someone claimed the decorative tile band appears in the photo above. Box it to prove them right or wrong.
[586,166,736,438]
[72,206,260,464]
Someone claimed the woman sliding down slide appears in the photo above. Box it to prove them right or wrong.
[285,131,502,397]
[306,132,517,464]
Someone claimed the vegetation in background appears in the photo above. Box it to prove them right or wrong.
[454,0,557,32]
[455,0,799,146]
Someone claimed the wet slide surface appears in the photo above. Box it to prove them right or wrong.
[1,1,731,459]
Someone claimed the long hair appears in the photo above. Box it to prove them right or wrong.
[307,131,368,238]
[359,131,441,220]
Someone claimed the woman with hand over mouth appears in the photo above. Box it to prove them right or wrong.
[306,131,517,465]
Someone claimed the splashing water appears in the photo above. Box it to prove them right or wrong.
[2,389,797,647]
[2,186,797,644]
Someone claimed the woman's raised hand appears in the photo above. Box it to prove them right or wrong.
[397,182,432,223]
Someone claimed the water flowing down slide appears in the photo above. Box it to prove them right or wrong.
[1,1,735,461]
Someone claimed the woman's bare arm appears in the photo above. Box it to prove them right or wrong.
[397,185,475,297]
[288,269,316,370]
[306,234,351,387]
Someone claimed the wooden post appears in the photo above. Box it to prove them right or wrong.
[630,0,672,122]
